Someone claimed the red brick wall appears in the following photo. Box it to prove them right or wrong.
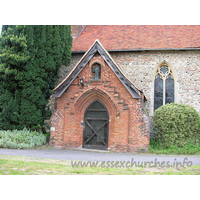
[50,53,149,152]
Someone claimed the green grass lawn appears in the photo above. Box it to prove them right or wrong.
[149,139,200,155]
[0,155,200,175]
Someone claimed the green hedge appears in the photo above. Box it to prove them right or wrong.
[153,103,200,148]
[0,129,46,149]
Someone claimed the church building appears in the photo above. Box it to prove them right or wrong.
[50,25,200,152]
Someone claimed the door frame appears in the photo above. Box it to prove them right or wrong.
[82,100,109,150]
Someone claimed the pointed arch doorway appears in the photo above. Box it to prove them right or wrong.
[82,100,109,150]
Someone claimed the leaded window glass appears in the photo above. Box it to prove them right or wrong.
[154,65,174,110]
[154,74,163,110]
[165,74,174,104]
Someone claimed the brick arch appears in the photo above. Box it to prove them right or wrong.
[89,59,105,69]
[74,88,119,119]
[74,88,119,148]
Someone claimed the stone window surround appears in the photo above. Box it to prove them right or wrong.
[149,60,179,116]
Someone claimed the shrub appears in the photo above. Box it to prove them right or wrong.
[153,103,200,148]
[0,128,46,149]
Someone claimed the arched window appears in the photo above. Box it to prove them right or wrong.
[154,65,174,111]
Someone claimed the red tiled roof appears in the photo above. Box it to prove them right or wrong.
[72,25,200,52]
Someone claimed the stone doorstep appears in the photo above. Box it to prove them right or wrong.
[73,147,110,153]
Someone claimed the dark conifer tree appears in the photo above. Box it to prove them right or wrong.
[0,25,30,130]
[0,25,72,131]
